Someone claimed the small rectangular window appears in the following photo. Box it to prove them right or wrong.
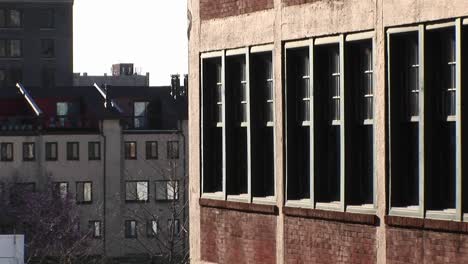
[54,182,68,199]
[147,220,158,237]
[0,40,5,57]
[41,39,55,58]
[0,142,13,161]
[89,221,102,238]
[168,219,180,235]
[202,57,223,194]
[167,141,179,159]
[39,9,54,29]
[389,31,420,208]
[88,142,100,160]
[124,141,137,160]
[7,10,21,28]
[45,142,58,161]
[146,141,158,159]
[67,142,79,161]
[0,10,5,27]
[8,40,21,57]
[155,180,179,201]
[76,182,92,203]
[23,143,35,161]
[7,68,22,86]
[125,220,137,238]
[125,181,149,202]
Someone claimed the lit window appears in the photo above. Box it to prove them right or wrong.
[155,180,179,201]
[0,142,13,161]
[124,142,137,160]
[77,182,92,203]
[125,181,149,202]
[125,220,137,238]
[89,221,102,238]
[147,220,158,237]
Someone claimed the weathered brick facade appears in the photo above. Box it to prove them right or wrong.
[199,0,274,20]
[386,228,468,263]
[200,206,277,264]
[189,0,468,263]
[285,217,376,264]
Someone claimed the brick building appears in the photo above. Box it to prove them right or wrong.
[188,0,468,263]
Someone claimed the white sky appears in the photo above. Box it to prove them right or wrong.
[73,0,188,86]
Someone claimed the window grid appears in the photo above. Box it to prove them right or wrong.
[331,48,341,123]
[446,36,456,119]
[363,47,374,122]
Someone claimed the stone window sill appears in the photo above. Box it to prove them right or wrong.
[199,198,278,215]
[283,206,379,226]
[385,215,468,233]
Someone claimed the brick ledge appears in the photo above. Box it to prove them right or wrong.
[283,206,379,226]
[199,198,279,215]
[385,215,468,233]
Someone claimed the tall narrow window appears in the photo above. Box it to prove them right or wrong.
[226,54,248,196]
[134,101,149,129]
[39,9,54,29]
[0,142,13,161]
[88,142,100,160]
[389,32,420,208]
[346,39,374,206]
[147,220,158,237]
[45,142,57,161]
[201,57,223,194]
[125,220,137,238]
[67,142,79,161]
[167,141,179,159]
[251,52,275,198]
[8,40,21,57]
[124,141,137,160]
[425,28,456,213]
[146,141,158,159]
[315,44,341,205]
[89,221,102,238]
[54,182,68,199]
[76,182,92,203]
[7,10,21,28]
[286,47,310,201]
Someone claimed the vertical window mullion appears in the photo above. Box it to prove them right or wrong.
[339,35,346,212]
[419,25,426,217]
[246,50,252,202]
[221,51,227,199]
[309,40,315,207]
[455,19,463,220]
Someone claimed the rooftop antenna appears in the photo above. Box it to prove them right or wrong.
[16,83,43,116]
[93,83,123,113]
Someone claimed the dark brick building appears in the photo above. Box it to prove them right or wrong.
[0,0,73,89]
[188,0,468,263]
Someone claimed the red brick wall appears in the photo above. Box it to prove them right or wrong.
[386,227,468,263]
[200,0,274,20]
[284,216,377,263]
[200,206,277,264]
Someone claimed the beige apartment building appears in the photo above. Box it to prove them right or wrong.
[0,85,188,262]
[188,0,468,263]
